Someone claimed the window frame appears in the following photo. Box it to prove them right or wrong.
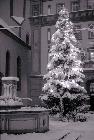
[56,3,65,14]
[90,51,94,60]
[26,33,29,45]
[74,25,82,40]
[87,0,94,9]
[88,24,94,39]
[17,56,21,91]
[23,0,26,18]
[71,1,80,12]
[32,4,40,16]
[5,51,10,77]
[47,28,51,44]
[90,83,94,92]
[48,5,51,15]
[10,0,13,17]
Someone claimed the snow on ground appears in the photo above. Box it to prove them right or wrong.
[1,121,70,140]
[1,112,94,140]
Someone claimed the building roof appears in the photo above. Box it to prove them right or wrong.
[0,18,31,50]
[0,18,15,34]
[12,16,24,25]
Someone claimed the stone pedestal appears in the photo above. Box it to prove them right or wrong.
[0,77,23,108]
[2,77,19,98]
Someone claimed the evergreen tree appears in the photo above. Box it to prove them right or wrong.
[41,7,86,118]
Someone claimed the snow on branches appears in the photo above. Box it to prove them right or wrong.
[41,7,86,101]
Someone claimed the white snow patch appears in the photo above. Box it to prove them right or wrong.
[2,77,19,81]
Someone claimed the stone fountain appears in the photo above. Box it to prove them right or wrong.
[0,77,49,134]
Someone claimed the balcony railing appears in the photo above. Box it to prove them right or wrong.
[83,60,94,70]
[70,9,94,22]
[29,14,58,26]
[29,9,94,26]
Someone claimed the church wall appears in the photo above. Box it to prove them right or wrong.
[0,31,29,101]
[41,25,55,75]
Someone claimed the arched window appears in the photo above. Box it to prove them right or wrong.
[5,51,10,77]
[26,33,29,45]
[17,56,21,91]
[47,28,51,44]
[0,72,4,96]
[48,5,51,15]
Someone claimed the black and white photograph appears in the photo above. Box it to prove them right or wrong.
[0,0,94,140]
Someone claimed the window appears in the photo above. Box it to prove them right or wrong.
[87,0,94,9]
[43,119,46,126]
[47,28,51,44]
[47,28,51,53]
[56,3,65,13]
[88,24,94,39]
[23,0,26,17]
[48,5,51,15]
[0,72,4,96]
[17,56,21,91]
[10,0,13,16]
[5,51,10,77]
[19,27,21,38]
[32,4,40,16]
[74,25,82,40]
[71,1,80,11]
[90,51,94,60]
[80,49,86,61]
[26,33,29,45]
[90,83,94,92]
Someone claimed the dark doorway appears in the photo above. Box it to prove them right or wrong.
[86,79,94,111]
[5,51,10,77]
[17,56,21,91]
[0,72,4,96]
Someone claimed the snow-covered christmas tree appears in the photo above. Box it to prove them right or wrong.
[41,7,86,117]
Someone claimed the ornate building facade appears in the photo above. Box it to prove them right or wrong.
[30,0,94,109]
[0,0,31,105]
[0,0,94,109]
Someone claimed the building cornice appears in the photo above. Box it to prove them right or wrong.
[29,9,94,26]
[29,14,58,26]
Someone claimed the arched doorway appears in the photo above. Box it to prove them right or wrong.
[5,51,10,77]
[86,79,94,111]
[17,56,21,91]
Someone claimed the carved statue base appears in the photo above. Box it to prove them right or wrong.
[0,77,23,109]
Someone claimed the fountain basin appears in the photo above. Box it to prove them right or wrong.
[0,77,50,134]
[0,107,50,134]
